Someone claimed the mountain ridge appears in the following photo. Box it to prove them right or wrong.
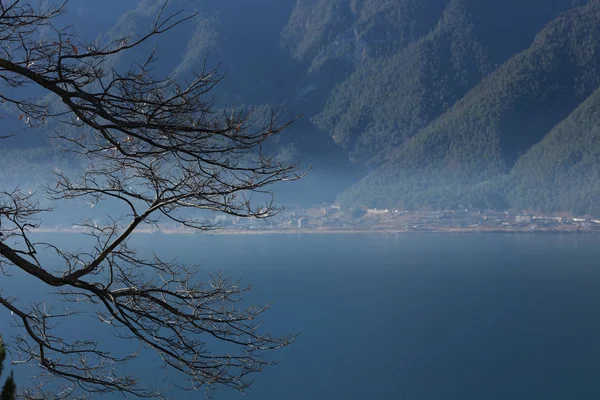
[340,0,600,214]
[2,1,600,213]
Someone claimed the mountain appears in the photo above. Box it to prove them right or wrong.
[507,87,600,216]
[339,0,600,213]
[281,0,449,70]
[309,0,585,164]
[3,0,600,213]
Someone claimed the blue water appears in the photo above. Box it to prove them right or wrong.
[4,233,600,399]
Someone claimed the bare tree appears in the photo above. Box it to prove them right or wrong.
[0,1,301,398]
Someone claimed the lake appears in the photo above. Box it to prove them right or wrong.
[3,233,600,399]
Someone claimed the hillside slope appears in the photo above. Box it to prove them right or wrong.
[507,87,600,216]
[310,0,584,164]
[3,0,600,213]
[339,0,600,211]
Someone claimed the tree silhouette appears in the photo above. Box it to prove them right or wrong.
[0,336,16,400]
[0,0,302,398]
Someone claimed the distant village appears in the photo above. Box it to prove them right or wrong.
[201,205,600,234]
[54,205,600,235]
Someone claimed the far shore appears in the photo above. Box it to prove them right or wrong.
[28,226,599,235]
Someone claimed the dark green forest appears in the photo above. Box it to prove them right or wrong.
[0,336,16,400]
[339,0,600,213]
[2,0,600,215]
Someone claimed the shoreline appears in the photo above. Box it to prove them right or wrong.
[202,228,599,235]
[29,227,599,235]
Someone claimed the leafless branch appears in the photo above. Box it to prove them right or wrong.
[0,0,302,398]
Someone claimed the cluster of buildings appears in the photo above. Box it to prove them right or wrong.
[362,208,600,232]
[211,206,600,233]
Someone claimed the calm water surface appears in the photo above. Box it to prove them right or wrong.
[4,233,600,399]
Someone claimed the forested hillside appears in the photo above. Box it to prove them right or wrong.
[309,0,581,164]
[339,0,600,214]
[507,87,600,216]
[2,0,600,214]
